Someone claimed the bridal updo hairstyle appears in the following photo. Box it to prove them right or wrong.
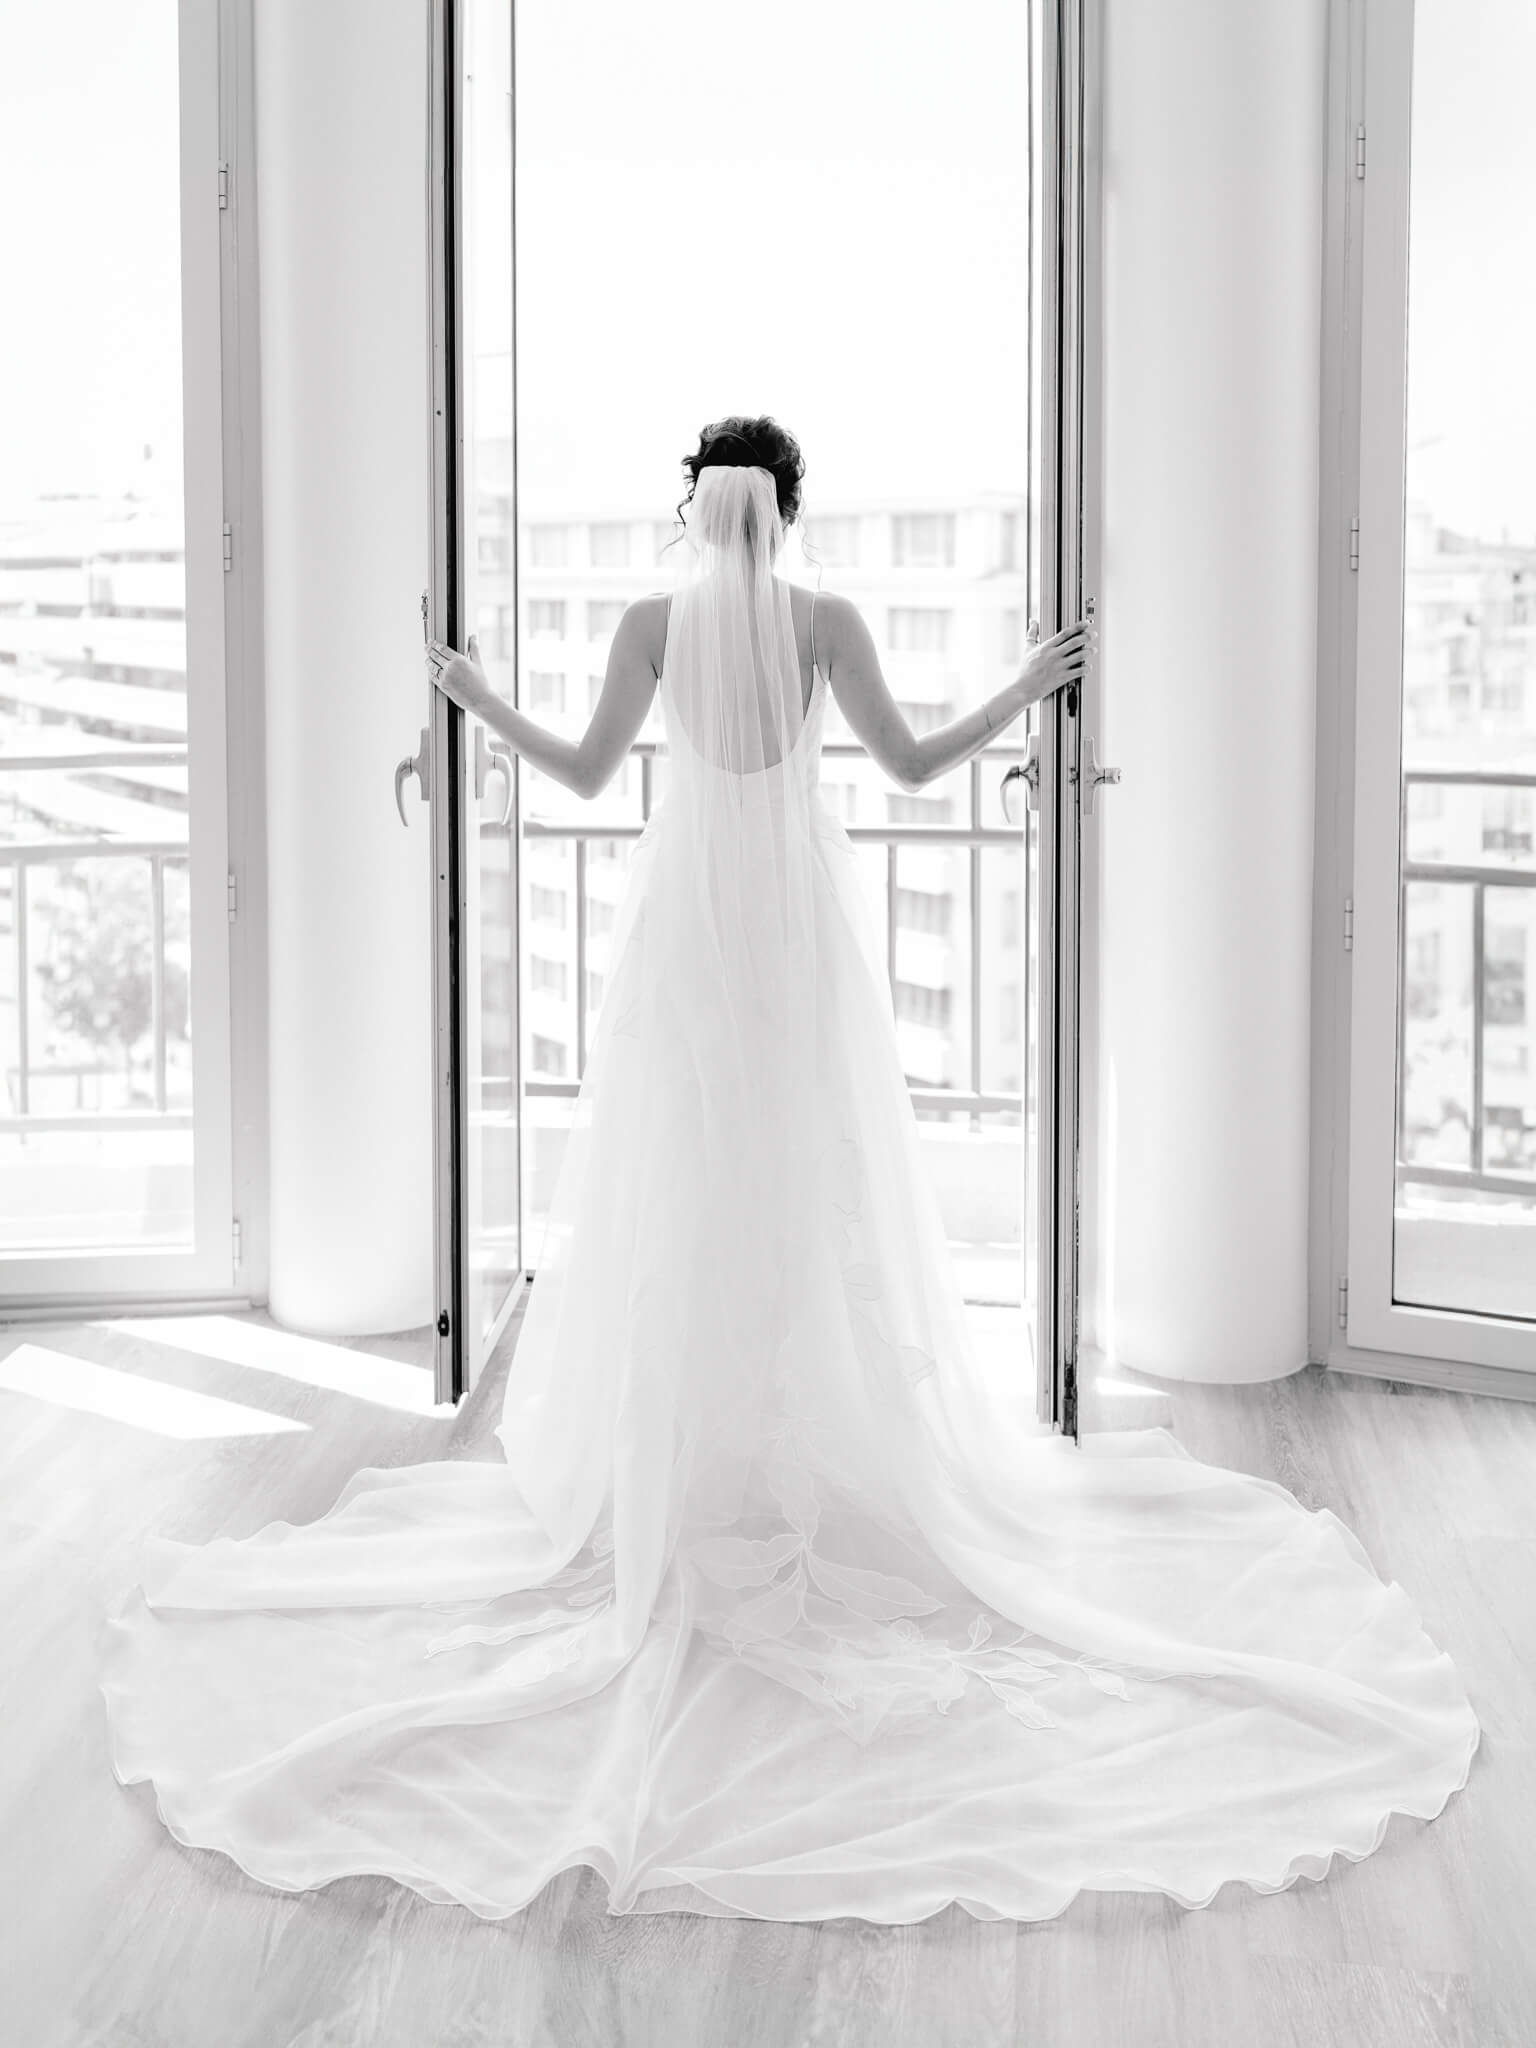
[674,415,806,537]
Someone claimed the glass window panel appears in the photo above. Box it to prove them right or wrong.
[1392,0,1536,1321]
[516,0,1036,1324]
[0,0,197,1253]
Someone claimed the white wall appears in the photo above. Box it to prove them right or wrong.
[255,0,435,1333]
[1089,0,1327,1381]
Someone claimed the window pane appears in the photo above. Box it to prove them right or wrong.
[1393,0,1536,1321]
[514,0,1038,1316]
[0,0,197,1252]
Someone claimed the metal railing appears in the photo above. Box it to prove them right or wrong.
[1398,766,1536,1198]
[0,743,189,1133]
[520,736,1036,1121]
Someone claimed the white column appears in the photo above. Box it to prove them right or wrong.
[1087,0,1326,1382]
[255,0,434,1334]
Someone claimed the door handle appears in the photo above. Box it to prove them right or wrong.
[474,724,514,826]
[999,732,1040,818]
[395,726,431,826]
[1082,736,1121,816]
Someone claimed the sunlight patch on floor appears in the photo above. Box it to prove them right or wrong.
[0,1342,309,1440]
[87,1315,453,1417]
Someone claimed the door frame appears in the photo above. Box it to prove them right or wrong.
[421,0,1100,1422]
[1034,0,1102,1439]
[1312,0,1536,1397]
[0,0,258,1318]
[426,0,530,1406]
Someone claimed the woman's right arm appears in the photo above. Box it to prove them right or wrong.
[821,594,1096,793]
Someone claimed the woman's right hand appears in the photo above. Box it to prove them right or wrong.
[1017,616,1097,703]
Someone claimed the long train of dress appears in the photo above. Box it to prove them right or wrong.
[98,658,1480,1924]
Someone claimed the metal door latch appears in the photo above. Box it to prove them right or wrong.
[475,724,514,826]
[396,727,430,825]
[1000,733,1041,817]
[1082,736,1121,816]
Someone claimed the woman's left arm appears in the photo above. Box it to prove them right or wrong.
[428,599,661,801]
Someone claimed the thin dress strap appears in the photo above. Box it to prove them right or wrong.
[809,588,818,683]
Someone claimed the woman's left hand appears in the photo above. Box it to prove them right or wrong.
[426,633,492,716]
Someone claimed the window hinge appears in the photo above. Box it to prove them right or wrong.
[232,1217,243,1270]
[1348,516,1359,572]
[1354,123,1366,179]
[218,160,230,209]
[222,521,234,572]
[227,868,238,921]
[1337,1275,1349,1330]
[1343,895,1354,951]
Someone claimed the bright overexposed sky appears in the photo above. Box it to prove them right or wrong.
[511,0,1033,513]
[1404,0,1536,544]
[0,0,182,506]
[2,0,1532,542]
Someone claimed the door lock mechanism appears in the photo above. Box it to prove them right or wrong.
[474,725,514,826]
[1081,736,1121,816]
[1000,732,1041,817]
[395,727,431,825]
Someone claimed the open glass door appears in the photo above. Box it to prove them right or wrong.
[503,0,1094,1436]
[0,0,236,1308]
[1347,0,1536,1373]
[421,0,526,1405]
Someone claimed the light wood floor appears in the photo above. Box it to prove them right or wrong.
[3,1308,1532,2048]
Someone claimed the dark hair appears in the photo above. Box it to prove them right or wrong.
[673,415,806,535]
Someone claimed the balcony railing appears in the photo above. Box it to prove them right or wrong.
[1399,766,1536,1199]
[0,743,189,1133]
[521,736,1036,1120]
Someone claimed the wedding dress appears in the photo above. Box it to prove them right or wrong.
[98,465,1479,1924]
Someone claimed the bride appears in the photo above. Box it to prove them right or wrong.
[99,416,1479,1925]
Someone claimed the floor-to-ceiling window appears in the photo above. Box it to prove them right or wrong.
[1346,0,1536,1369]
[509,0,1048,1330]
[0,0,238,1304]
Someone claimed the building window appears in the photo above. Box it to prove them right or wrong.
[891,513,956,569]
[887,790,952,826]
[528,524,569,568]
[998,510,1021,571]
[893,980,952,1029]
[531,954,568,998]
[888,608,953,655]
[1000,609,1023,666]
[897,699,946,734]
[587,599,626,641]
[1482,790,1533,858]
[1485,924,1527,1028]
[895,886,952,936]
[530,884,566,926]
[531,1033,567,1076]
[587,899,615,937]
[803,515,859,567]
[589,523,630,569]
[476,603,513,661]
[586,970,605,1012]
[478,532,510,575]
[529,671,565,712]
[528,599,566,639]
[1405,927,1442,1020]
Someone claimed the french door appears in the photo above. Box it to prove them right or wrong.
[423,0,1099,1432]
[0,0,239,1311]
[421,0,527,1404]
[1344,0,1536,1377]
